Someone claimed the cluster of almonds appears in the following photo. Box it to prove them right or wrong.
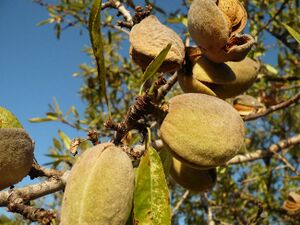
[0,107,34,190]
[129,0,259,193]
[61,1,260,223]
[0,2,261,225]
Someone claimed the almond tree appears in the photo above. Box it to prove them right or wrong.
[0,0,299,224]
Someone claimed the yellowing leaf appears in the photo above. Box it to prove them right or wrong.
[134,146,171,225]
[265,64,278,75]
[0,106,23,128]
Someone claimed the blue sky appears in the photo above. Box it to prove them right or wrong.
[0,0,90,167]
[0,0,94,217]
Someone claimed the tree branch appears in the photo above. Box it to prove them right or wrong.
[108,0,133,25]
[135,133,300,170]
[29,163,64,179]
[226,134,300,165]
[244,91,300,121]
[7,193,56,225]
[0,171,69,207]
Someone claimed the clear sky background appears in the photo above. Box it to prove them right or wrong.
[0,0,278,219]
[0,0,90,167]
[0,1,95,206]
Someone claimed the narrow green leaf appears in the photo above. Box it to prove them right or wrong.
[37,18,55,26]
[89,0,110,116]
[217,167,227,175]
[134,146,171,225]
[52,97,62,116]
[139,43,172,95]
[29,117,54,123]
[46,112,58,117]
[52,138,62,151]
[45,154,72,160]
[58,130,71,149]
[44,161,62,167]
[70,106,79,117]
[237,142,248,155]
[283,23,300,44]
[47,115,58,121]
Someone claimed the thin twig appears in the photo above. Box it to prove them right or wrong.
[201,193,215,225]
[255,0,289,36]
[227,134,300,165]
[181,0,189,10]
[101,1,114,9]
[102,22,130,34]
[248,203,264,225]
[172,190,190,216]
[244,91,300,121]
[269,149,300,175]
[156,72,178,102]
[32,0,48,7]
[59,116,89,131]
[265,26,300,55]
[108,0,133,25]
[278,85,300,92]
[263,75,300,83]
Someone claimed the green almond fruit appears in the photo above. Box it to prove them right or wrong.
[170,157,216,193]
[0,106,23,128]
[61,143,134,225]
[178,56,259,99]
[160,93,244,168]
[0,128,34,190]
[129,15,185,72]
